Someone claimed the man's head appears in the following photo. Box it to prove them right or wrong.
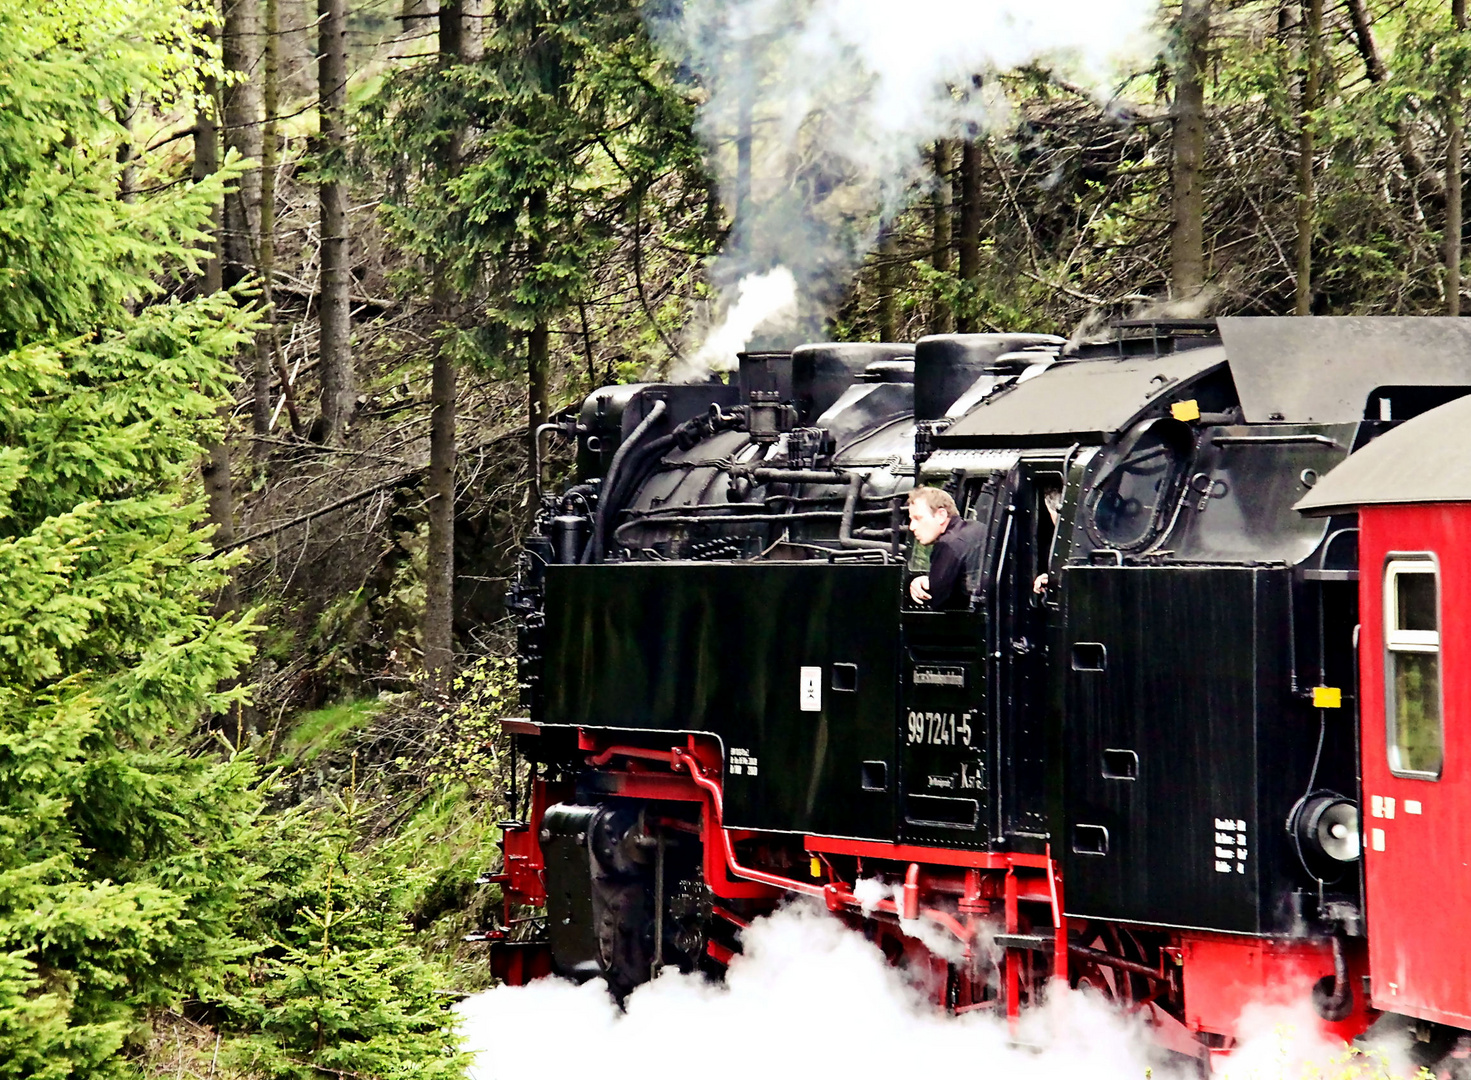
[907,486,958,546]
[1042,483,1063,525]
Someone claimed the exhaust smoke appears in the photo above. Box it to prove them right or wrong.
[458,905,1167,1080]
[649,0,1163,376]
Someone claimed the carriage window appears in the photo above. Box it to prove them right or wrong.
[1385,558,1443,779]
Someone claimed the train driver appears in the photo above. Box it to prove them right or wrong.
[906,486,984,609]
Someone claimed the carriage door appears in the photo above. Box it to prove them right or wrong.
[1363,550,1471,1027]
[994,463,1064,844]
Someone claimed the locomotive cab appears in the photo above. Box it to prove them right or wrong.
[897,459,1065,852]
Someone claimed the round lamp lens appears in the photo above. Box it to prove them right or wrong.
[1314,800,1360,863]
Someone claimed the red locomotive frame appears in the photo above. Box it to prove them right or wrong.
[490,726,1376,1060]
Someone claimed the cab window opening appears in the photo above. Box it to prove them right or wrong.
[1034,473,1064,584]
[1088,420,1191,550]
[1384,556,1443,779]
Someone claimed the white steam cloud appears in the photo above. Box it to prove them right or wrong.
[650,0,1163,374]
[456,905,1392,1080]
[677,267,798,380]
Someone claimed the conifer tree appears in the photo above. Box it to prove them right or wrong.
[0,1,261,1072]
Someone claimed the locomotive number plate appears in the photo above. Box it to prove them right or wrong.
[913,665,966,688]
[906,709,974,747]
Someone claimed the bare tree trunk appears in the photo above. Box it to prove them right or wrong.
[317,0,354,443]
[931,139,954,334]
[876,230,898,340]
[202,433,239,615]
[221,0,270,440]
[118,95,139,204]
[402,0,433,55]
[1345,0,1445,214]
[1448,0,1467,316]
[462,0,484,60]
[424,0,464,688]
[195,12,238,614]
[257,0,303,440]
[194,33,223,298]
[1295,0,1322,316]
[1171,0,1210,301]
[956,138,981,333]
[118,94,140,317]
[222,0,262,286]
[528,322,550,436]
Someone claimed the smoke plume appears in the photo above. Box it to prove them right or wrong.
[649,0,1163,375]
[676,267,798,380]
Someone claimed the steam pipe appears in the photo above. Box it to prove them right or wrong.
[585,745,678,768]
[532,421,570,503]
[611,508,892,549]
[745,468,850,485]
[669,749,972,943]
[1314,935,1353,1022]
[839,473,891,550]
[587,399,667,562]
[602,435,677,516]
[632,494,896,517]
[670,748,825,899]
[1067,944,1167,983]
[902,863,920,921]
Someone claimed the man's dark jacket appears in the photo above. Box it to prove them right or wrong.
[927,517,984,609]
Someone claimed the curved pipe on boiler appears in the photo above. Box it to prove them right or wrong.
[586,399,667,562]
[839,473,892,551]
[669,749,972,944]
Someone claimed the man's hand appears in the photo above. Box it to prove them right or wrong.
[909,575,931,604]
[1033,573,1049,595]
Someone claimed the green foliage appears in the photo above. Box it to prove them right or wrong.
[0,0,270,1075]
[416,656,517,791]
[363,0,716,375]
[0,0,224,346]
[221,796,466,1080]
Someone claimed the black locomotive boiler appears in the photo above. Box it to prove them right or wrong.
[491,318,1471,1059]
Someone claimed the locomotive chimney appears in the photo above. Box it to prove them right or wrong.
[736,350,794,405]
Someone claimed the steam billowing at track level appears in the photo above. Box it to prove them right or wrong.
[650,0,1160,371]
[457,907,1391,1080]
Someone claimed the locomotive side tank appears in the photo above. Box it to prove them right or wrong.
[497,317,1471,1055]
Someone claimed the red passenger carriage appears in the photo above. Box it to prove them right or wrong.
[1301,395,1471,1056]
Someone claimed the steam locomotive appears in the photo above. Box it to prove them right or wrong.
[491,317,1471,1067]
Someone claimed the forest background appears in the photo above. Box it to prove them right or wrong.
[2,0,1467,1075]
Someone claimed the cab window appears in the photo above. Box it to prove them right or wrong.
[1089,423,1187,550]
[1384,557,1443,779]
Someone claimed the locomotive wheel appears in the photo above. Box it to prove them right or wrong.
[1069,922,1153,1006]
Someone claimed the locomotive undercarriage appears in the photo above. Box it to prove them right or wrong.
[493,732,1069,1015]
[484,728,1332,1066]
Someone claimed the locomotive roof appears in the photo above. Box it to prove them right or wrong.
[1296,392,1471,515]
[1218,316,1471,423]
[942,346,1227,444]
[943,317,1471,446]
